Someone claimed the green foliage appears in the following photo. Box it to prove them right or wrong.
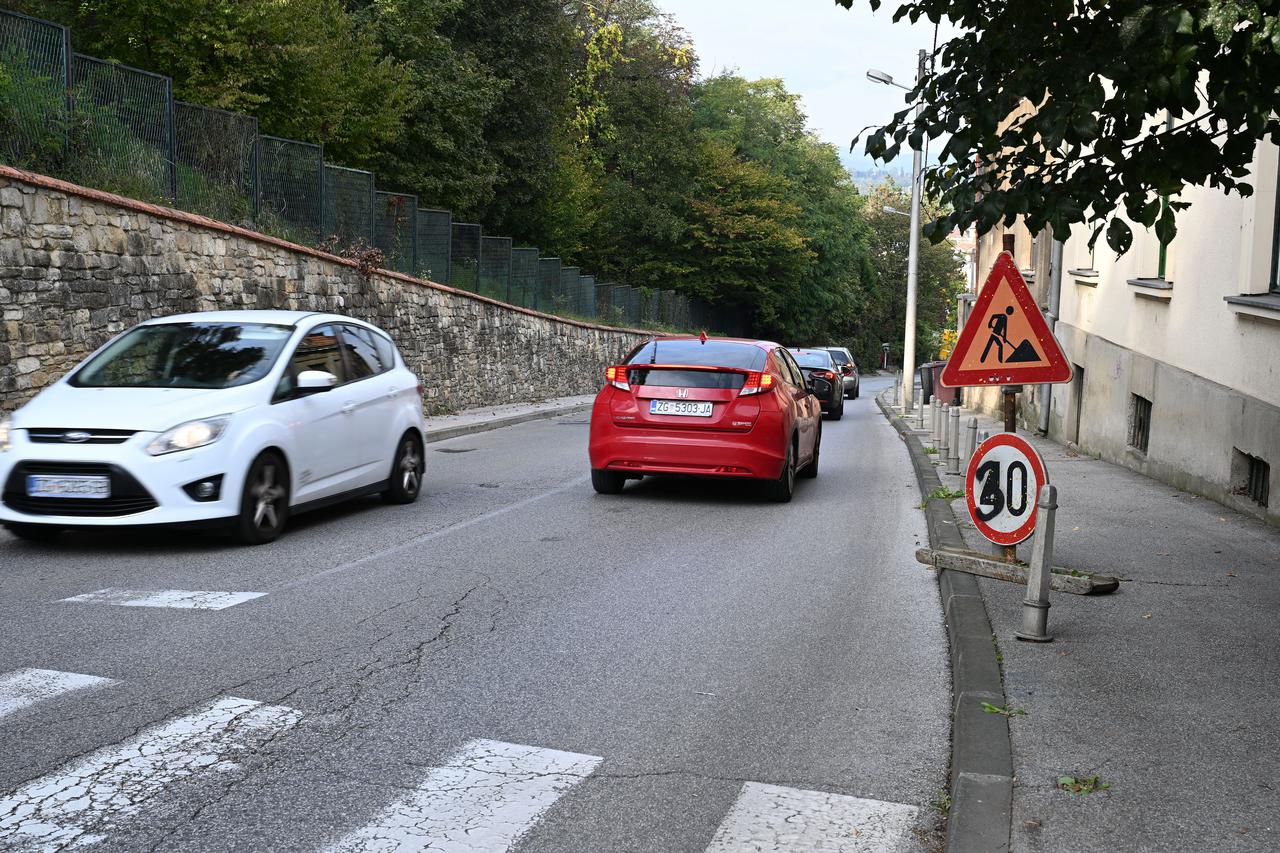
[836,0,1280,253]
[0,51,66,170]
[1057,774,1110,795]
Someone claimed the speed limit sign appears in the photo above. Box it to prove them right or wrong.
[966,433,1048,545]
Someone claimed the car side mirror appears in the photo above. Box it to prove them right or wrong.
[297,370,338,393]
[842,365,853,374]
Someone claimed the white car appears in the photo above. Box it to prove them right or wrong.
[0,311,426,544]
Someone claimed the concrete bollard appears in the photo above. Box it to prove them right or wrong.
[931,399,942,443]
[938,405,950,456]
[916,392,926,430]
[893,370,902,408]
[1015,484,1058,643]
[964,416,978,469]
[946,406,961,475]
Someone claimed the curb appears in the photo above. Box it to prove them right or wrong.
[425,401,593,444]
[876,392,1012,853]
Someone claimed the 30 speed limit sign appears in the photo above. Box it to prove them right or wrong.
[966,433,1048,545]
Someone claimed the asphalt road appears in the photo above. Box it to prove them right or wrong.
[0,374,950,853]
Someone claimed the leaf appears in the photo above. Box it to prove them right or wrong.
[1106,219,1133,254]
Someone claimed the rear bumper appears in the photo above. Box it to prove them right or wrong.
[589,425,787,480]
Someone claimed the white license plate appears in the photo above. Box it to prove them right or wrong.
[26,475,111,500]
[650,400,713,417]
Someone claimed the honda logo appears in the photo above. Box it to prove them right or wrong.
[676,388,689,399]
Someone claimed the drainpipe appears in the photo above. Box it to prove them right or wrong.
[1037,238,1064,435]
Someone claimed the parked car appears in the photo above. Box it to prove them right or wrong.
[822,346,860,399]
[789,348,844,420]
[588,337,822,502]
[0,311,426,545]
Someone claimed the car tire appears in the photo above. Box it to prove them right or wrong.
[233,451,290,546]
[765,441,796,502]
[382,432,424,504]
[3,522,62,542]
[591,469,626,495]
[852,381,860,400]
[830,398,844,420]
[799,426,820,479]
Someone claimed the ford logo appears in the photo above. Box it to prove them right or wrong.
[63,431,92,443]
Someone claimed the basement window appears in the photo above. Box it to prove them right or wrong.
[1232,449,1270,507]
[1128,394,1152,454]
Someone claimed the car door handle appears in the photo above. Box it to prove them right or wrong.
[341,402,357,415]
[385,388,398,399]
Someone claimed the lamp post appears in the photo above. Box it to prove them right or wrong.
[867,49,928,410]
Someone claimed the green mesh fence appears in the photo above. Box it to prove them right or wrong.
[258,135,321,243]
[510,248,539,308]
[559,267,580,314]
[450,223,481,292]
[537,258,562,313]
[578,275,596,318]
[416,208,451,283]
[0,8,68,170]
[322,165,373,248]
[374,191,416,274]
[69,53,174,203]
[478,236,511,301]
[174,101,256,223]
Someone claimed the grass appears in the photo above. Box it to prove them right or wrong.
[1057,774,1110,795]
[981,701,1027,717]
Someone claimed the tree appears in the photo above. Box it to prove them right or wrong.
[835,0,1280,253]
[861,181,967,368]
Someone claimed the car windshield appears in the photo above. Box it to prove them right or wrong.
[792,351,833,369]
[70,322,294,389]
[826,349,850,365]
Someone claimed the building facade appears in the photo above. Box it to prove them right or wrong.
[964,143,1280,525]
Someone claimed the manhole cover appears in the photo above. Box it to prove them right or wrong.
[436,447,476,454]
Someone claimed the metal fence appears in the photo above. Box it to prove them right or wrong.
[0,5,736,334]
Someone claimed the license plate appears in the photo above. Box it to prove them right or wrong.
[26,475,111,500]
[649,400,713,417]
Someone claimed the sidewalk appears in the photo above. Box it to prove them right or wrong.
[424,395,595,442]
[895,395,1280,852]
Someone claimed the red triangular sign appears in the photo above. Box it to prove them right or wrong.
[941,252,1072,388]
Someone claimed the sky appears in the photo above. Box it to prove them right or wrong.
[654,0,952,171]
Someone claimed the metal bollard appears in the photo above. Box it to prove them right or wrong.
[964,416,978,469]
[1016,484,1058,643]
[946,406,961,475]
[938,405,950,456]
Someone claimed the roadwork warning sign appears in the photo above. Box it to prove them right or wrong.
[941,252,1072,387]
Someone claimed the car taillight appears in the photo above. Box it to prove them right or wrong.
[818,370,837,381]
[605,366,631,391]
[740,371,774,396]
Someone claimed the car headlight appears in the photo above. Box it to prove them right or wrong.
[146,416,231,456]
[0,415,10,452]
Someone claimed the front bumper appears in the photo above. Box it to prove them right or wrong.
[0,432,243,528]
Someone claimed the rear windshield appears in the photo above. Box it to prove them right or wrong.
[792,350,834,369]
[826,349,851,365]
[625,340,765,389]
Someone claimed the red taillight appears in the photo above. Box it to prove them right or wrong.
[605,365,631,391]
[416,381,424,397]
[740,371,774,396]
[818,370,837,381]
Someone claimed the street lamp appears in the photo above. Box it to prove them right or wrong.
[867,50,928,410]
[883,206,909,217]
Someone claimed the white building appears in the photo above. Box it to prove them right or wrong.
[965,142,1280,525]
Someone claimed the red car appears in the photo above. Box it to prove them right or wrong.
[588,337,823,501]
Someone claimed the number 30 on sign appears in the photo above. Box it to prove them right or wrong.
[965,434,1048,546]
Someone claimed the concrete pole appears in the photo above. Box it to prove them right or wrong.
[1016,484,1058,642]
[964,416,978,469]
[916,391,926,430]
[899,48,928,413]
[946,406,961,475]
[938,404,950,457]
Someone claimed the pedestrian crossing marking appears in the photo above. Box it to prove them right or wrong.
[0,669,114,723]
[703,782,918,852]
[326,738,602,853]
[0,696,301,850]
[60,588,266,610]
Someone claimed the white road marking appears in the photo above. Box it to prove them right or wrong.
[327,738,601,852]
[60,588,266,610]
[0,696,302,850]
[0,669,114,723]
[703,782,919,853]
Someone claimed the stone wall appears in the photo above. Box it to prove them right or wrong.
[0,167,651,415]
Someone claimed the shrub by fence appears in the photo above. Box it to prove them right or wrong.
[0,5,737,333]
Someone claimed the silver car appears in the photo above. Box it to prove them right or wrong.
[822,347,860,399]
